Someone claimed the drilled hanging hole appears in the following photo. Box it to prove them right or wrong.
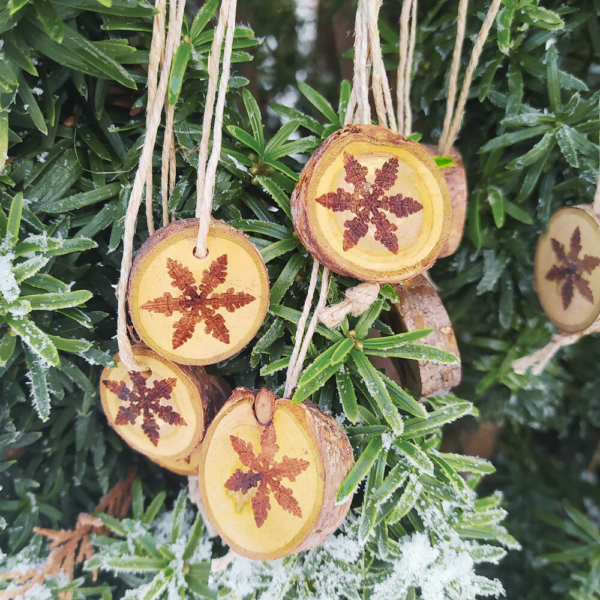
[193,246,210,260]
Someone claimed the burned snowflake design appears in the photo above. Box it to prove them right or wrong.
[224,423,310,528]
[141,255,256,349]
[102,371,185,446]
[315,152,423,254]
[545,227,600,310]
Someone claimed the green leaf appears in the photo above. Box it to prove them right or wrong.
[468,190,482,248]
[504,199,533,225]
[32,0,65,42]
[386,475,422,523]
[298,81,339,126]
[264,120,300,158]
[364,343,459,363]
[336,436,382,504]
[168,42,191,106]
[393,440,434,474]
[260,237,299,263]
[546,45,561,113]
[380,372,428,419]
[0,111,8,173]
[358,452,387,544]
[23,346,51,421]
[255,175,291,220]
[183,514,205,561]
[369,463,408,507]
[336,369,358,424]
[23,291,93,311]
[479,125,549,152]
[271,104,324,136]
[354,300,384,339]
[17,73,48,135]
[242,88,264,152]
[47,335,92,354]
[497,0,517,54]
[434,157,454,168]
[521,5,564,30]
[270,253,305,306]
[227,125,263,155]
[351,349,404,434]
[400,401,473,438]
[13,256,50,283]
[293,338,353,403]
[260,355,290,376]
[487,186,505,228]
[0,333,17,367]
[190,0,219,43]
[269,304,342,342]
[362,329,433,351]
[6,192,23,246]
[40,182,122,213]
[555,125,579,168]
[438,452,496,474]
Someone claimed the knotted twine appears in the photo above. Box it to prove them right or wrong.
[284,0,396,398]
[438,0,503,156]
[116,0,186,372]
[513,126,600,376]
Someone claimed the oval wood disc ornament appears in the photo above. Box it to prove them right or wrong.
[199,387,354,560]
[534,205,600,334]
[128,219,269,366]
[423,145,467,258]
[100,346,209,461]
[292,124,452,283]
[390,275,461,397]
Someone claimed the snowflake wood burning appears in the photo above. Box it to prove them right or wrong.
[315,152,423,254]
[140,255,256,350]
[102,371,185,446]
[545,226,600,310]
[224,423,310,528]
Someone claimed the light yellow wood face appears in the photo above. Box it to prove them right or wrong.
[305,136,450,281]
[129,222,269,365]
[535,207,600,333]
[202,401,322,559]
[149,446,201,475]
[100,349,204,460]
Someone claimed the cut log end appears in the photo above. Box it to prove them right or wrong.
[128,218,270,366]
[534,205,600,334]
[198,387,354,560]
[423,145,467,258]
[292,124,452,283]
[100,346,208,461]
[390,275,461,397]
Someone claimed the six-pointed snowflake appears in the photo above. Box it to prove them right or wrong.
[224,423,310,528]
[545,227,600,310]
[103,371,185,445]
[141,254,256,349]
[315,152,423,254]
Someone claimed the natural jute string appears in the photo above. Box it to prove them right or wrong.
[397,0,417,137]
[116,0,186,371]
[195,0,237,258]
[284,0,399,396]
[438,0,503,156]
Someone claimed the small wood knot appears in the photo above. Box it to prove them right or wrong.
[254,388,277,425]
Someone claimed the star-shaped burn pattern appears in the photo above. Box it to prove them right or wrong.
[102,372,185,446]
[141,254,256,349]
[545,227,600,310]
[315,152,423,254]
[224,423,310,528]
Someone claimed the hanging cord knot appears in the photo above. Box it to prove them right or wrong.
[319,283,380,329]
[512,321,600,376]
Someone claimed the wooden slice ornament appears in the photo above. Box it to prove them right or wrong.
[423,145,467,258]
[198,387,354,560]
[292,124,452,283]
[534,205,600,334]
[148,374,230,475]
[389,274,461,397]
[128,218,269,366]
[100,346,211,461]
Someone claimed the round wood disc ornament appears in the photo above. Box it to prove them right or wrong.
[390,275,461,397]
[128,219,269,366]
[198,387,354,560]
[292,124,452,283]
[100,346,209,461]
[423,145,467,258]
[534,205,600,334]
[148,374,230,475]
